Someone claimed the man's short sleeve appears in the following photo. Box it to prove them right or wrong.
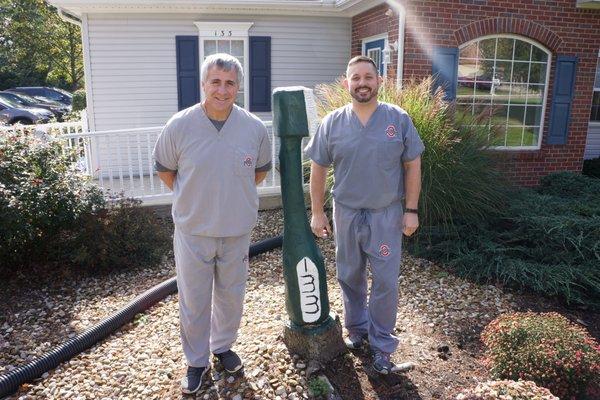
[153,123,178,172]
[304,121,332,167]
[401,116,425,162]
[256,123,272,172]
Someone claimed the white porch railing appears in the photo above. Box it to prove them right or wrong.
[58,122,285,205]
[2,119,296,205]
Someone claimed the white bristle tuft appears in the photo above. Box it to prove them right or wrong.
[302,88,319,137]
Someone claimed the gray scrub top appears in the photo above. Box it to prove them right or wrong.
[153,104,272,237]
[304,102,424,210]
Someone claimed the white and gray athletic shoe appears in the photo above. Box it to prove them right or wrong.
[372,350,395,375]
[181,365,210,394]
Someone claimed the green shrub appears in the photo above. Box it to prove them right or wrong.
[538,171,600,198]
[481,312,600,400]
[313,77,509,230]
[0,132,105,271]
[308,376,331,398]
[0,133,170,277]
[413,172,600,308]
[72,89,86,112]
[582,157,600,179]
[59,197,171,272]
[456,380,558,400]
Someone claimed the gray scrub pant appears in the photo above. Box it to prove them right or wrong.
[333,201,403,354]
[174,228,250,368]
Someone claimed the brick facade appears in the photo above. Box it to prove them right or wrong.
[352,0,600,186]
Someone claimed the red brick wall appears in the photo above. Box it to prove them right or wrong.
[352,1,600,186]
[351,3,400,81]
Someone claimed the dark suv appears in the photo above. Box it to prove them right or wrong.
[10,87,73,106]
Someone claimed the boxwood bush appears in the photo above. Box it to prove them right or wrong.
[481,312,600,399]
[72,89,86,112]
[0,132,170,277]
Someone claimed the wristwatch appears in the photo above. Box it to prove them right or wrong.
[405,208,418,214]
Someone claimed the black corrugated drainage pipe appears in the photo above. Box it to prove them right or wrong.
[0,235,283,398]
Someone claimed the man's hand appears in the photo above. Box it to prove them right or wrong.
[402,213,419,237]
[157,171,176,191]
[311,211,332,238]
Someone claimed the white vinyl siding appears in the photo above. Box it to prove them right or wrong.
[584,52,600,160]
[86,13,351,131]
[585,124,600,159]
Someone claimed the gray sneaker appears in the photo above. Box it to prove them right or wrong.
[344,333,368,349]
[214,349,243,373]
[181,366,210,394]
[372,350,395,375]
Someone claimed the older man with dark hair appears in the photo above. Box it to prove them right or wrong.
[305,55,424,374]
[153,53,272,394]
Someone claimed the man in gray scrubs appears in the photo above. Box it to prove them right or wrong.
[305,56,424,374]
[153,53,272,394]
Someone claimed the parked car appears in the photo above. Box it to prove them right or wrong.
[0,98,54,125]
[0,91,70,121]
[9,87,73,106]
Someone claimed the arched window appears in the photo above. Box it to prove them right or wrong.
[457,35,551,149]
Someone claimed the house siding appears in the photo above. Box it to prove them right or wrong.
[86,13,351,131]
[585,123,600,159]
[353,1,600,186]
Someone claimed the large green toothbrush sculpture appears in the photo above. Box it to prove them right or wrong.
[273,87,345,363]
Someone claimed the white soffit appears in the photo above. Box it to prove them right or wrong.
[47,0,384,17]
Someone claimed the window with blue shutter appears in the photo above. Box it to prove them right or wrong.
[364,38,386,76]
[249,36,271,112]
[547,55,578,145]
[176,36,200,110]
[431,47,459,101]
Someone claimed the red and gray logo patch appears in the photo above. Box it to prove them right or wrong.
[379,244,390,257]
[243,255,249,264]
[243,155,253,167]
[385,124,397,138]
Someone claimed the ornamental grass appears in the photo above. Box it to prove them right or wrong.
[313,77,508,231]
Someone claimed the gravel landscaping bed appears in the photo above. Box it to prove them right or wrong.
[1,209,598,400]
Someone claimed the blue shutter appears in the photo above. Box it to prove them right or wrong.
[176,36,200,110]
[249,36,271,112]
[547,55,578,145]
[364,39,386,75]
[431,47,459,101]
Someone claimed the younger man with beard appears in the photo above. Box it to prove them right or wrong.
[304,56,424,374]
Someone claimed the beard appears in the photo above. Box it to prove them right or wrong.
[350,86,378,103]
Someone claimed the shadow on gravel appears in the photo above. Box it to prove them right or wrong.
[325,350,422,400]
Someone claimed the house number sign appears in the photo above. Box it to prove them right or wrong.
[214,30,233,37]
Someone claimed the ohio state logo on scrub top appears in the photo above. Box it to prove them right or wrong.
[385,124,397,138]
[379,244,390,257]
[243,155,253,167]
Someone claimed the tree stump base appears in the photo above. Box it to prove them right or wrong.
[283,313,346,364]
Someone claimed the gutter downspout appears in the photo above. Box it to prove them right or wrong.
[56,7,96,135]
[57,8,81,26]
[396,6,406,89]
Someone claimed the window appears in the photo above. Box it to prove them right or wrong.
[367,48,382,73]
[591,53,600,122]
[456,35,551,149]
[202,39,246,107]
[362,36,387,76]
[194,22,253,109]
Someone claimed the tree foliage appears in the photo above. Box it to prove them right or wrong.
[0,0,83,90]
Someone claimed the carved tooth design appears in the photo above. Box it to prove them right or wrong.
[296,257,321,323]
